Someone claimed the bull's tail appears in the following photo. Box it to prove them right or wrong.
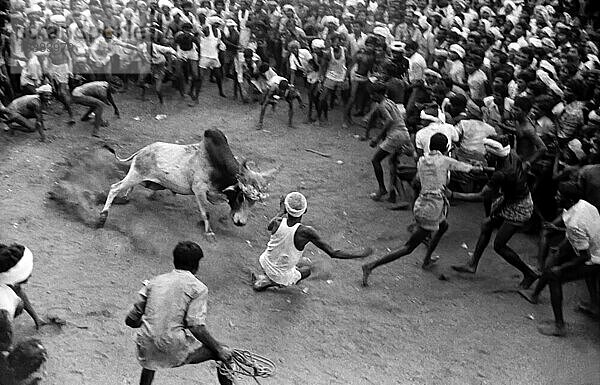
[102,144,141,162]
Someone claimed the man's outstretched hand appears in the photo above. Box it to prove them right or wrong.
[218,345,233,362]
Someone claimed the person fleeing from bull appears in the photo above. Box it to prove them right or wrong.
[125,241,233,385]
[71,80,121,138]
[199,17,227,98]
[518,182,600,337]
[451,135,540,289]
[41,25,76,125]
[257,77,305,130]
[0,84,52,142]
[362,134,483,286]
[367,82,413,203]
[174,22,201,105]
[252,192,373,291]
[0,243,47,352]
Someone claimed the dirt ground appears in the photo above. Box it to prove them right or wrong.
[1,82,599,385]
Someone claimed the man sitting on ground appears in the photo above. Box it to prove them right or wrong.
[252,192,372,291]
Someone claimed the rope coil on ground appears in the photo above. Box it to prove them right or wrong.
[217,349,276,384]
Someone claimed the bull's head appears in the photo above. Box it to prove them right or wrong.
[222,161,276,226]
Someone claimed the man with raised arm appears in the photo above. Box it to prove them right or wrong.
[252,192,372,291]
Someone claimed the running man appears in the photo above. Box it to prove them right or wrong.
[125,241,233,385]
[366,82,414,203]
[252,192,372,291]
[0,84,52,141]
[451,135,540,288]
[362,134,482,286]
[71,80,120,137]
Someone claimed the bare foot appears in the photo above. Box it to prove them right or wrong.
[537,321,566,337]
[369,191,387,201]
[518,274,538,289]
[361,264,372,287]
[204,231,217,243]
[517,288,538,304]
[451,264,476,274]
[421,256,439,270]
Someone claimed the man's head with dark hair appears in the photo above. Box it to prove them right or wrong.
[429,132,449,153]
[173,241,204,272]
[556,181,581,209]
[0,244,24,273]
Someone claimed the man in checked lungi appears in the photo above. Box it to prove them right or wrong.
[362,133,482,286]
[451,135,540,289]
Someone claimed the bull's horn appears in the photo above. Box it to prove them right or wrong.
[222,185,237,192]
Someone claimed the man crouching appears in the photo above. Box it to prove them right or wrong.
[252,192,372,291]
[125,241,233,385]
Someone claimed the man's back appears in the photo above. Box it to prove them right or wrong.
[139,270,207,347]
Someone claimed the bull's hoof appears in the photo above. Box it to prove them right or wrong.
[204,231,216,242]
[113,196,129,205]
[96,212,108,228]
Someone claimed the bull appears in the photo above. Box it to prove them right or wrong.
[97,129,274,238]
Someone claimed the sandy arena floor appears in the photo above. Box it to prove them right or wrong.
[1,82,599,385]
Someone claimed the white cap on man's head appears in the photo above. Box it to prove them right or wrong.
[36,84,52,94]
[284,192,307,217]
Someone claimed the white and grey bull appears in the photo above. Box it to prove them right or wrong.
[97,129,274,237]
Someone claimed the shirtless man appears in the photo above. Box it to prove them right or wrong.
[252,192,372,291]
[343,36,375,128]
[43,25,75,124]
[174,22,201,105]
[257,77,304,129]
[366,83,414,203]
[0,85,52,141]
[318,33,350,125]
[71,80,120,137]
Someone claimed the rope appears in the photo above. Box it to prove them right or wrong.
[217,349,276,385]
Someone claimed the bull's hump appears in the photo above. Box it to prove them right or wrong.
[203,129,240,190]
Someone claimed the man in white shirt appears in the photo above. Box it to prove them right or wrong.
[518,182,600,337]
[415,106,459,157]
[406,40,426,84]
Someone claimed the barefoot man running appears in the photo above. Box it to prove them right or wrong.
[252,192,372,291]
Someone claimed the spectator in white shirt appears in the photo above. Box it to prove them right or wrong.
[405,40,426,84]
[519,182,600,337]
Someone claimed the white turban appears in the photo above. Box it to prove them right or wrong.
[311,38,325,50]
[285,192,307,217]
[49,14,66,25]
[207,16,224,25]
[449,44,465,59]
[321,15,339,27]
[483,138,510,157]
[0,247,33,285]
[158,0,173,9]
[390,41,405,52]
[36,84,52,94]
